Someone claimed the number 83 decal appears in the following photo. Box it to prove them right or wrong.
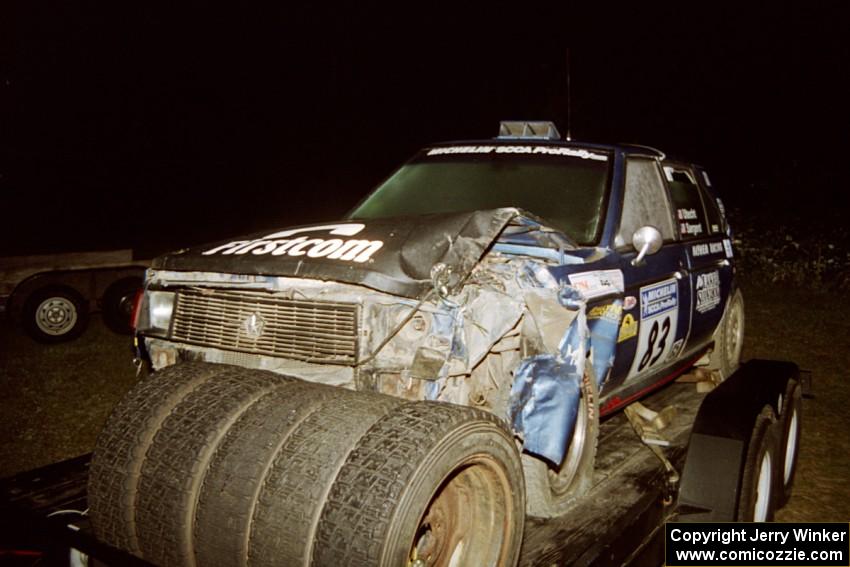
[627,279,679,380]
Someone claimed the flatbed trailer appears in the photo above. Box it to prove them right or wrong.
[0,361,802,566]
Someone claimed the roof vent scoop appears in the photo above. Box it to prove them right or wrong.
[497,121,561,140]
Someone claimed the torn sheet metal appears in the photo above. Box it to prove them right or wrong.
[509,286,589,465]
[151,208,520,300]
[587,299,624,388]
[508,286,622,465]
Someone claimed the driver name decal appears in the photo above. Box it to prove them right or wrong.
[202,223,384,263]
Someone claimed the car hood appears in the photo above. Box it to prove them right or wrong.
[151,208,520,299]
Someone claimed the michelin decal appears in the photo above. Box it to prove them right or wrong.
[201,223,384,263]
[627,279,679,380]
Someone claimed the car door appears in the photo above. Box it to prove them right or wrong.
[663,164,734,350]
[605,156,692,394]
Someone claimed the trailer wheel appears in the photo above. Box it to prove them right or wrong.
[101,277,142,335]
[521,368,598,518]
[737,406,779,522]
[313,402,525,567]
[711,289,745,380]
[22,286,89,343]
[776,380,802,508]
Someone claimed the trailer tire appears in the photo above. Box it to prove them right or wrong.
[737,405,779,522]
[522,368,598,518]
[313,402,525,567]
[22,286,89,343]
[711,289,745,380]
[102,277,142,335]
[776,380,802,508]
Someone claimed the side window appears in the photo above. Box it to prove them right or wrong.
[694,167,726,234]
[615,158,676,248]
[663,165,708,240]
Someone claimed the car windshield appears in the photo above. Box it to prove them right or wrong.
[348,144,611,244]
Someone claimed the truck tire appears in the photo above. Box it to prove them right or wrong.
[737,405,779,522]
[776,380,802,508]
[521,368,598,518]
[710,289,745,380]
[313,402,525,567]
[22,285,89,343]
[102,277,143,335]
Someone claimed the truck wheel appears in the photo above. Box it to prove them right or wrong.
[22,286,89,343]
[101,277,142,335]
[711,289,745,380]
[521,369,598,518]
[737,406,779,522]
[776,380,802,508]
[313,402,525,567]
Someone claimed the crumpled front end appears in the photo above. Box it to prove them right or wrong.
[136,210,625,467]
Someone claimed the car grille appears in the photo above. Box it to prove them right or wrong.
[170,288,358,364]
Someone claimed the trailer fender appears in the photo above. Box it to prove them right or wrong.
[676,359,800,522]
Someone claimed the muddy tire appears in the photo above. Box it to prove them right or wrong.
[710,288,745,380]
[776,380,802,508]
[88,362,232,555]
[102,277,142,334]
[522,368,598,518]
[313,402,525,567]
[22,286,89,343]
[737,405,779,522]
[89,362,403,566]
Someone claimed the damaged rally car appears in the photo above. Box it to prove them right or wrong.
[88,121,743,566]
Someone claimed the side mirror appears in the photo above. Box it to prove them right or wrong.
[631,226,663,266]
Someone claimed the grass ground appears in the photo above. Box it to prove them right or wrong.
[0,280,848,520]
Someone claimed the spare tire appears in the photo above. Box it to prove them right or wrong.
[313,402,525,567]
[89,364,524,567]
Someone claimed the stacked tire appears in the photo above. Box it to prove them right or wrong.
[88,362,524,567]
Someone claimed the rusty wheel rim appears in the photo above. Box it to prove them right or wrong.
[410,457,513,566]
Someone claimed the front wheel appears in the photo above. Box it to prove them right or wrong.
[23,286,89,343]
[522,369,599,518]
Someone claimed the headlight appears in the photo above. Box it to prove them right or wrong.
[137,290,175,335]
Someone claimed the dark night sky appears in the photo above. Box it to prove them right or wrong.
[3,7,849,257]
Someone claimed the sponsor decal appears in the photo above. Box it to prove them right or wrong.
[202,223,384,263]
[623,295,637,311]
[618,313,638,343]
[567,269,625,300]
[723,238,734,258]
[588,303,623,322]
[426,145,608,161]
[691,242,725,257]
[628,279,679,380]
[695,270,721,313]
